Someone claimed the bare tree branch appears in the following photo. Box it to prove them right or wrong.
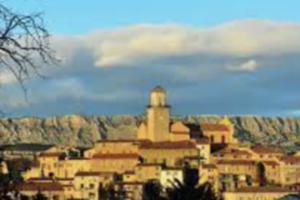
[0,3,58,90]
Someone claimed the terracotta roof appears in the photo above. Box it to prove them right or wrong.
[195,138,210,144]
[216,148,253,157]
[137,163,162,167]
[39,152,64,157]
[75,171,114,176]
[62,184,73,188]
[234,186,292,193]
[217,159,256,166]
[281,156,300,165]
[18,182,64,191]
[28,177,73,181]
[69,158,90,160]
[163,167,182,171]
[200,124,229,132]
[124,171,135,175]
[184,156,201,160]
[171,122,190,133]
[251,145,283,154]
[202,164,217,169]
[262,160,280,166]
[92,153,140,159]
[172,131,190,135]
[139,141,196,150]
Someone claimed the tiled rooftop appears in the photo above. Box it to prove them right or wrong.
[18,182,64,191]
[139,140,196,149]
[92,153,140,159]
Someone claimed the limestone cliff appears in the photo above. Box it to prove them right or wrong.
[0,115,299,152]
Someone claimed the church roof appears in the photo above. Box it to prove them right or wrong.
[139,141,196,150]
[184,123,230,132]
[171,121,190,133]
[200,124,229,132]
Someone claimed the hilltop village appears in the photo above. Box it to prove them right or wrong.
[1,86,300,200]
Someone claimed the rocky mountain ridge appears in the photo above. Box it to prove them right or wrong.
[0,115,299,152]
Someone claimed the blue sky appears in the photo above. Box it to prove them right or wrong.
[1,1,300,117]
[6,0,300,35]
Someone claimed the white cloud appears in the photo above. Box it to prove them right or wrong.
[226,59,258,72]
[2,20,300,116]
[0,70,17,85]
[75,20,300,68]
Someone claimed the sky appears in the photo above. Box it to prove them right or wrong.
[1,0,300,117]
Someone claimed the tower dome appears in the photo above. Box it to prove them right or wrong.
[150,86,167,107]
[152,86,166,93]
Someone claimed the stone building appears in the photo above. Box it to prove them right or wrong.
[19,86,297,200]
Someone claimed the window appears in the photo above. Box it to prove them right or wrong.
[221,135,226,144]
[210,136,214,143]
[90,183,94,189]
[81,183,84,189]
[89,192,95,198]
[53,195,59,200]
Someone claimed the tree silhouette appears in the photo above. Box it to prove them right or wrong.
[142,167,219,200]
[33,191,48,200]
[0,2,56,87]
[143,180,165,200]
[166,180,218,200]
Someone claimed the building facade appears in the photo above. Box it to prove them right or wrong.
[19,86,297,200]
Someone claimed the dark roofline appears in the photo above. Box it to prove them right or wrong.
[0,143,54,152]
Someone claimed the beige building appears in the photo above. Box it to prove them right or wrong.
[137,86,171,142]
[280,156,300,185]
[223,187,294,200]
[20,86,298,199]
[199,164,219,191]
[200,117,238,145]
[160,167,184,188]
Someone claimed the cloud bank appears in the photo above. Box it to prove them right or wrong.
[1,20,300,117]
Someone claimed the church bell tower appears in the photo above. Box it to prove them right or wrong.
[147,86,170,141]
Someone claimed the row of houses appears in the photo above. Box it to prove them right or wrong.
[2,87,300,200]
